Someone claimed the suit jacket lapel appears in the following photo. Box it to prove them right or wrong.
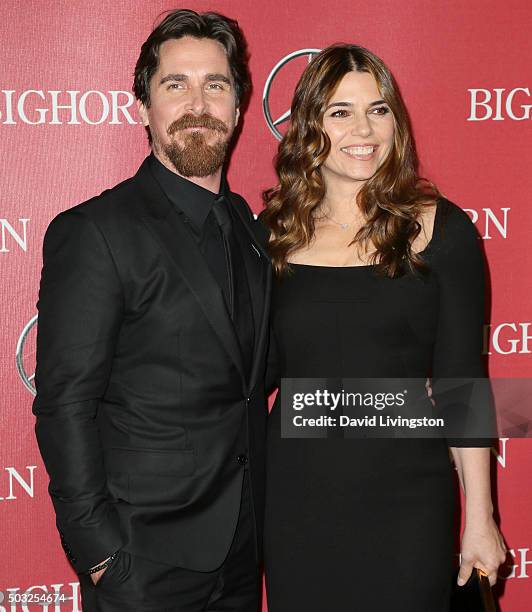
[134,160,247,387]
[231,210,263,354]
[229,195,272,394]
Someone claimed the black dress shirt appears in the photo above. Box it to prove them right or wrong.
[148,153,232,306]
[148,154,255,378]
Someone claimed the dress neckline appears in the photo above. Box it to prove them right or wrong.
[288,199,442,270]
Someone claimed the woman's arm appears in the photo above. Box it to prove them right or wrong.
[450,447,506,586]
[430,199,506,586]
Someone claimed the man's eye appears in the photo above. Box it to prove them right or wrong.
[167,83,183,90]
[207,83,224,90]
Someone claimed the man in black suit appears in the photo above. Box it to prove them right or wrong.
[32,9,271,611]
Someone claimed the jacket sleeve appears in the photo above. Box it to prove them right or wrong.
[32,209,126,573]
[265,326,281,396]
[254,210,280,395]
[430,201,494,447]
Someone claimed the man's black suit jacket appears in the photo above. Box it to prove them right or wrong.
[32,156,272,574]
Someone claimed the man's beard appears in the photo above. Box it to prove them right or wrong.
[161,113,231,178]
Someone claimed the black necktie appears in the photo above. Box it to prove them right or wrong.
[211,196,255,377]
[211,197,235,313]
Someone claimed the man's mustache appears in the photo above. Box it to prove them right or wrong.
[168,113,228,136]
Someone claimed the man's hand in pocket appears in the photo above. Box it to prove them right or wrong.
[90,557,112,586]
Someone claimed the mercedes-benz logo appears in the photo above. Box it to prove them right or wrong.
[262,48,321,140]
[16,315,37,395]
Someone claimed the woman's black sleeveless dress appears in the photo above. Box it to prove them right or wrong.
[264,198,491,611]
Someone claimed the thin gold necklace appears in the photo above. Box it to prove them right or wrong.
[322,212,351,230]
[316,201,362,230]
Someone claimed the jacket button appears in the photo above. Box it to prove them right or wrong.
[237,454,248,465]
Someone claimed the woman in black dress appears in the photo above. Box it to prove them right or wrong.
[261,45,506,611]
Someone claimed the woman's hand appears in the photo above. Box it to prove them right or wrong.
[458,516,507,586]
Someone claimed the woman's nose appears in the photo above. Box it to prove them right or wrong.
[350,113,372,137]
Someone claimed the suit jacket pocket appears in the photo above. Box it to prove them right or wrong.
[105,471,129,503]
[104,447,196,507]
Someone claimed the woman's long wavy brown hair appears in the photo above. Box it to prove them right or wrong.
[262,44,439,278]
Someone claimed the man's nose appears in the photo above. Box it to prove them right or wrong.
[184,85,208,115]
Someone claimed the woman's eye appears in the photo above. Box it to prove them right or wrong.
[371,106,390,115]
[330,109,349,118]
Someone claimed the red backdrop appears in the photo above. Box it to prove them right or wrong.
[1,0,531,609]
